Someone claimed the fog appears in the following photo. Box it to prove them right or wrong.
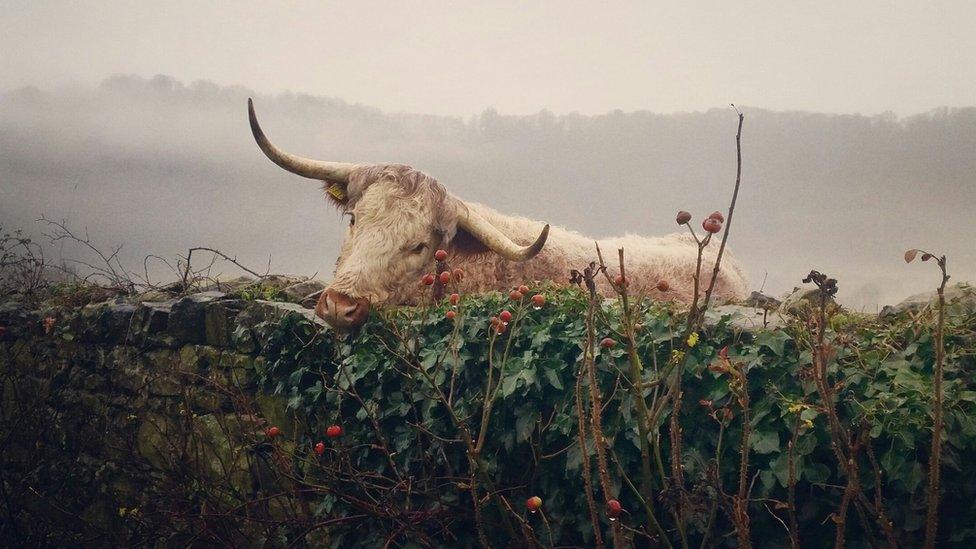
[4,1,975,118]
[2,75,974,309]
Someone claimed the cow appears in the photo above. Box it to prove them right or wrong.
[248,99,748,330]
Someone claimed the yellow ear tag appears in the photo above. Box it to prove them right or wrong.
[326,183,346,202]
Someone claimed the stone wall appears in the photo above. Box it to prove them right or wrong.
[0,286,327,546]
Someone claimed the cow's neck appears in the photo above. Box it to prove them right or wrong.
[453,203,594,293]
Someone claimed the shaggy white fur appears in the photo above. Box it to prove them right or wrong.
[446,203,748,304]
[323,164,748,307]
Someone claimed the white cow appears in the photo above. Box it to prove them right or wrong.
[248,99,747,330]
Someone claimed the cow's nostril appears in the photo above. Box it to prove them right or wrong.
[318,290,370,330]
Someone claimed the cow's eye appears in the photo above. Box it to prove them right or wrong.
[348,214,355,227]
[411,242,428,254]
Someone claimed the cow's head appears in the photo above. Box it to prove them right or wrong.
[248,99,549,331]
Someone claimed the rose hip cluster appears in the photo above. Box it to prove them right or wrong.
[487,285,545,334]
[676,209,725,234]
[266,423,345,458]
[422,249,464,288]
[425,251,546,328]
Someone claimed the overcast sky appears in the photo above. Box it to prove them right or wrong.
[3,1,974,117]
[2,2,974,309]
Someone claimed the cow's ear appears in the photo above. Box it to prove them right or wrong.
[322,180,349,208]
[451,225,490,256]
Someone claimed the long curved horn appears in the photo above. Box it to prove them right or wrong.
[248,98,357,182]
[457,205,549,261]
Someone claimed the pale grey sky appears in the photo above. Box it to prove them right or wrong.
[2,1,974,116]
[2,2,975,309]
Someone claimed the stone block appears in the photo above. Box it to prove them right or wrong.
[205,299,245,348]
[168,291,226,345]
[880,282,976,318]
[281,279,326,303]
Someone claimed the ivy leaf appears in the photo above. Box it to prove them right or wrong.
[500,374,520,398]
[519,368,538,389]
[768,452,790,486]
[752,429,780,454]
[795,433,818,455]
[306,381,323,401]
[531,329,552,347]
[803,461,831,484]
[755,330,791,356]
[543,367,564,390]
[313,494,337,516]
[515,410,535,442]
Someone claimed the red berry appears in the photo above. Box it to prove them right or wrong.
[446,310,457,320]
[450,293,460,305]
[676,210,692,225]
[600,337,616,349]
[526,496,543,512]
[326,425,343,438]
[452,268,464,281]
[531,294,545,308]
[518,284,530,294]
[434,249,448,261]
[439,271,452,285]
[495,322,507,335]
[314,442,325,455]
[499,310,512,323]
[490,316,500,326]
[509,290,523,300]
[708,210,725,223]
[266,426,281,438]
[614,274,628,288]
[702,217,722,234]
[607,499,623,518]
[656,280,670,292]
[422,274,435,286]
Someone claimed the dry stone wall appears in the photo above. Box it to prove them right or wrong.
[0,289,328,546]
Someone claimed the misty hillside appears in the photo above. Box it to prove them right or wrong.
[2,74,974,309]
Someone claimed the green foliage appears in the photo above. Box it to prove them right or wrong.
[248,287,976,547]
[236,283,283,302]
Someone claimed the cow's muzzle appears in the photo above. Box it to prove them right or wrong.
[316,290,370,330]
